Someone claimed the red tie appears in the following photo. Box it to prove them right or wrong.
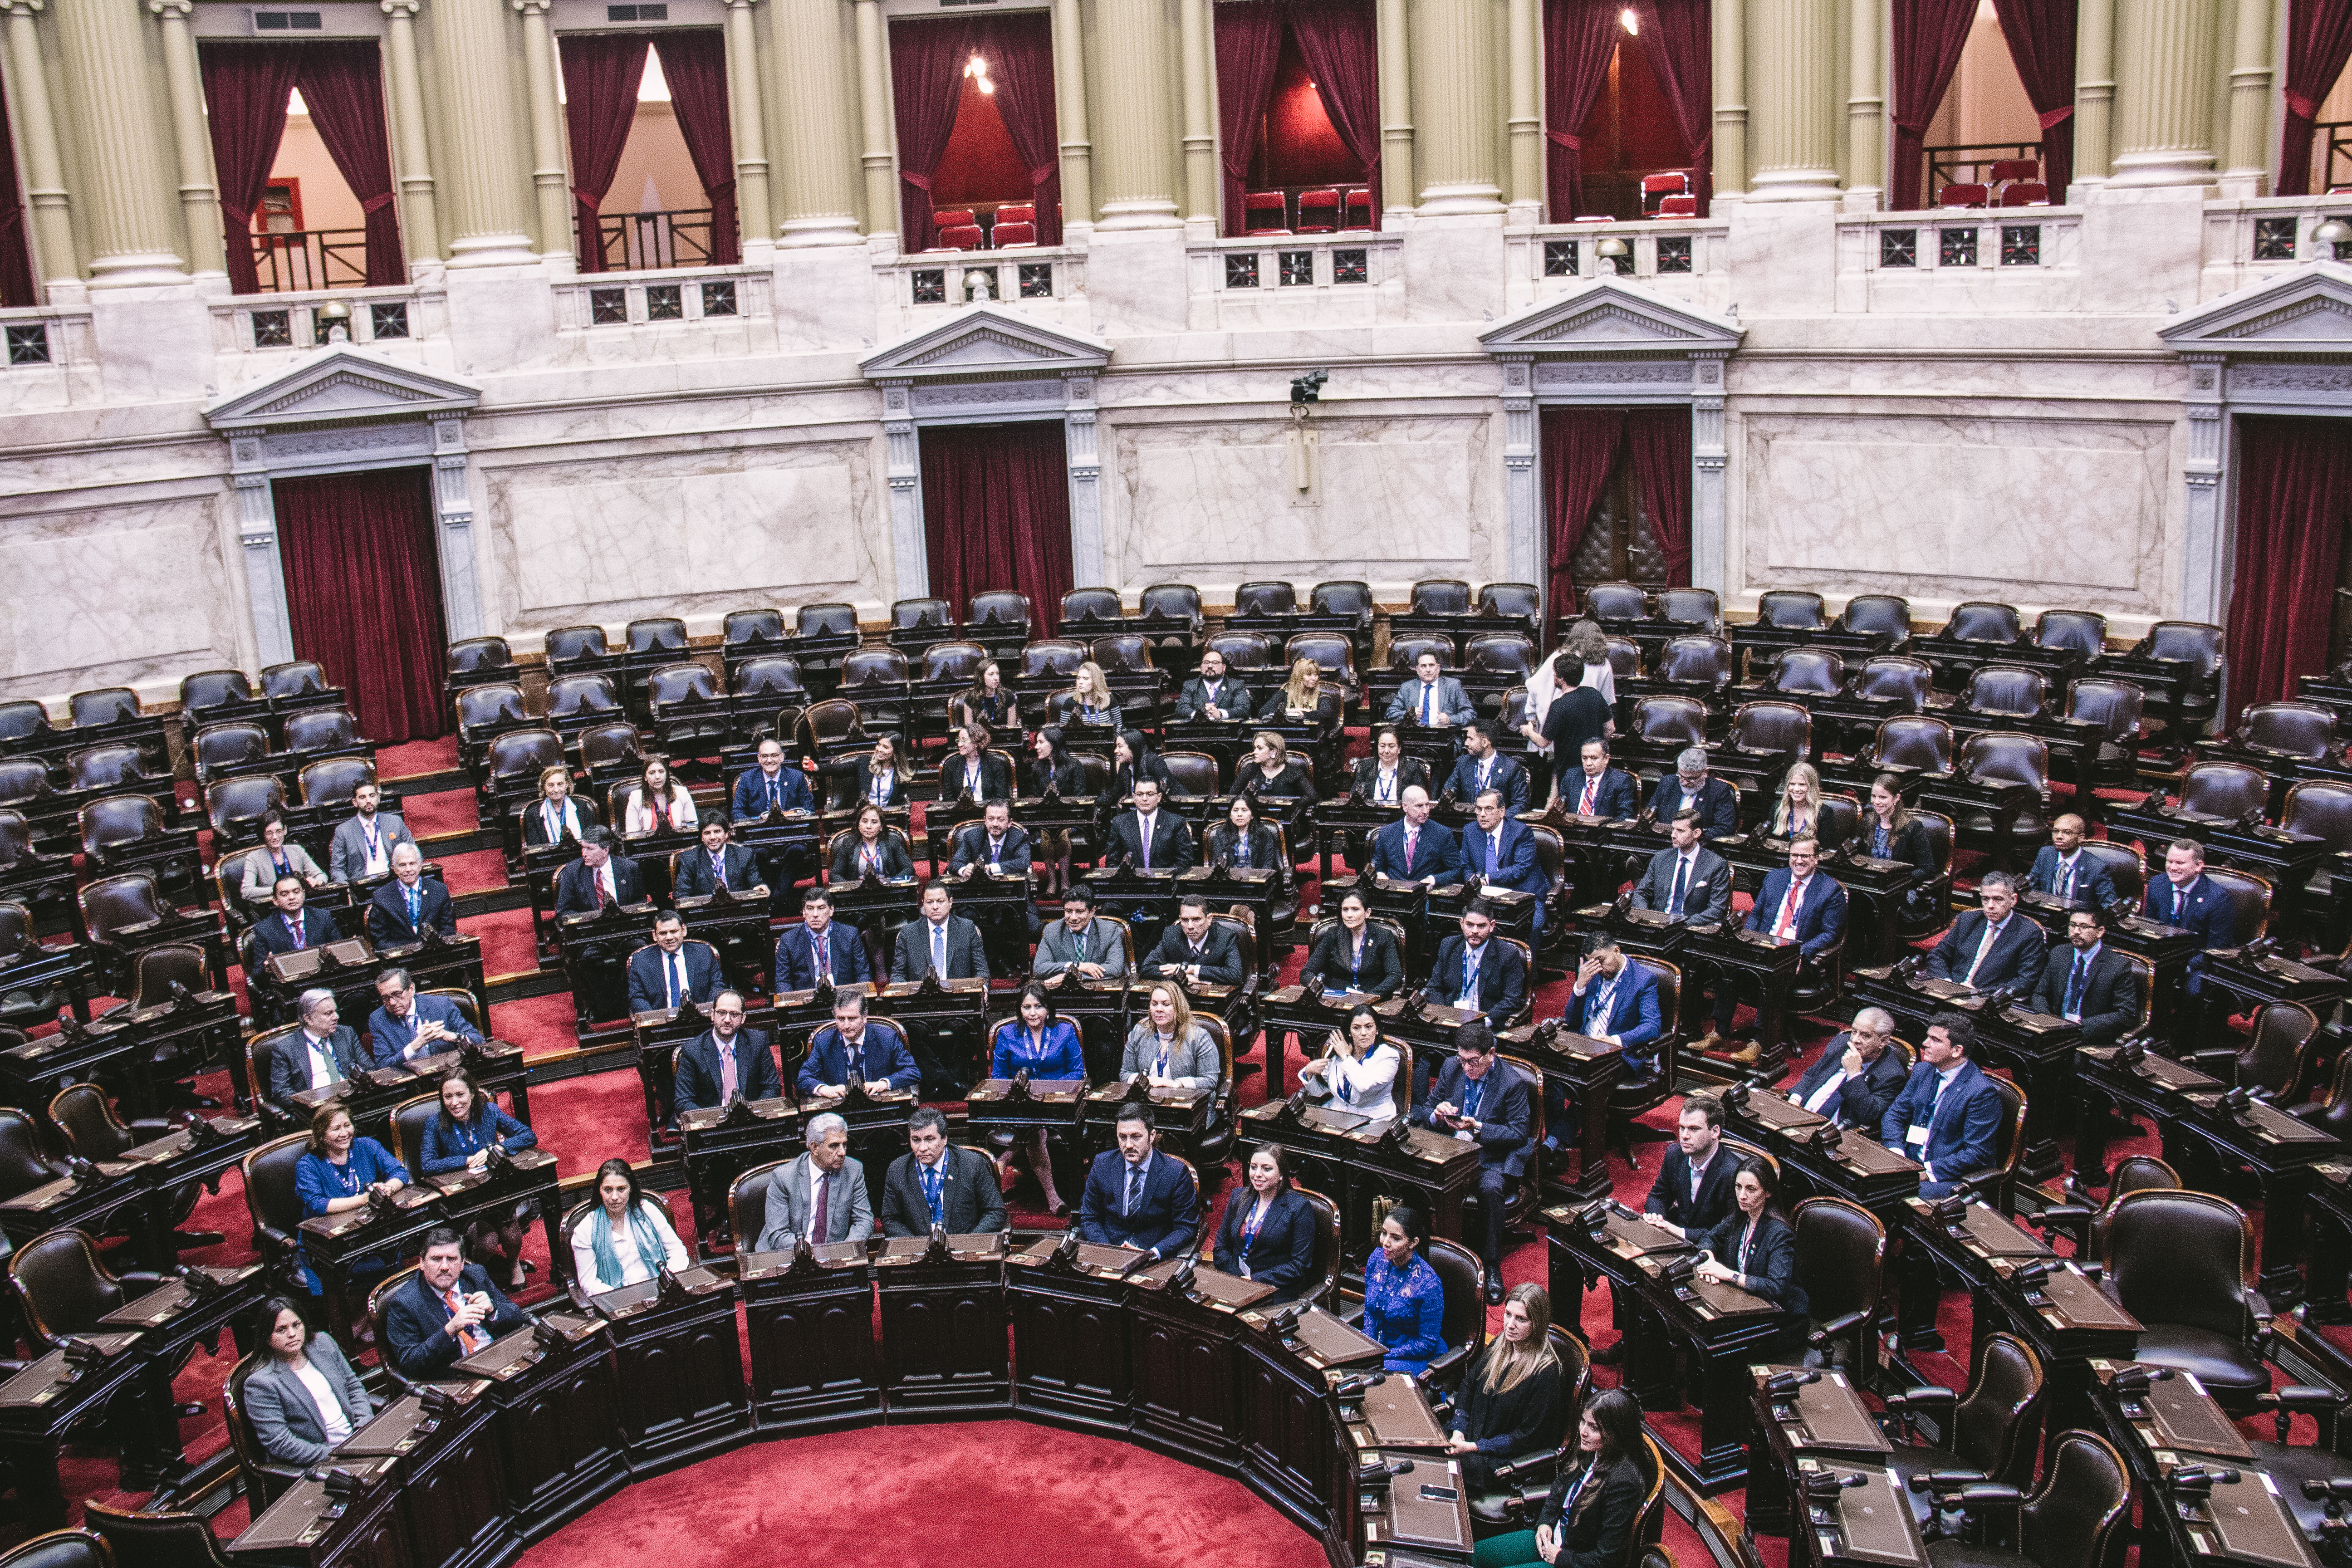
[597,870,613,909]
[444,1286,490,1354]
[1774,877,1805,940]
[1405,828,1418,872]
[1580,778,1597,814]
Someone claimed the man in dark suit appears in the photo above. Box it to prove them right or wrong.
[671,818,765,899]
[1351,727,1431,805]
[2030,904,2142,1047]
[1557,738,1643,819]
[1411,1021,1532,1300]
[1175,648,1253,722]
[625,910,723,1015]
[1146,896,1245,986]
[1567,931,1663,1069]
[1078,1102,1200,1258]
[1710,837,1846,1058]
[773,887,870,991]
[1369,787,1461,884]
[670,991,781,1112]
[1105,777,1194,954]
[250,876,341,957]
[798,990,921,1099]
[366,968,482,1068]
[383,1227,529,1380]
[265,989,369,1109]
[947,798,1042,958]
[1785,1008,1911,1131]
[1459,788,1548,931]
[1643,1090,1739,1236]
[730,738,816,822]
[1631,810,1732,924]
[364,843,456,948]
[2145,837,2236,948]
[1385,650,1475,729]
[1646,748,1740,839]
[1881,1013,2006,1197]
[1444,720,1529,814]
[892,881,990,1094]
[1924,872,2049,995]
[1426,900,1526,1023]
[553,830,644,916]
[881,1107,1008,1236]
[2027,814,2113,909]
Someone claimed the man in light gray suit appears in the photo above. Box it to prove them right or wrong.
[755,1112,872,1253]
[1631,809,1733,925]
[1384,651,1476,730]
[1033,887,1130,983]
[328,781,418,884]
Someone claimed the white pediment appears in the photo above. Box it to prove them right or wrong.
[860,304,1110,382]
[1480,279,1743,357]
[2160,263,2352,355]
[203,348,481,431]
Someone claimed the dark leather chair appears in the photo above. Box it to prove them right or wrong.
[1093,633,1158,676]
[204,776,285,846]
[68,744,153,793]
[367,1264,425,1389]
[2187,1000,2319,1102]
[191,722,271,786]
[1061,588,1125,625]
[1585,582,1650,622]
[799,603,859,639]
[2078,840,2143,907]
[1020,639,1088,685]
[1757,590,1827,630]
[0,762,57,821]
[2098,1188,2270,1414]
[1879,1331,2045,1494]
[1308,581,1373,631]
[1961,665,2048,719]
[2226,701,2336,762]
[1411,579,1473,616]
[83,797,200,897]
[1769,647,1845,697]
[2135,621,2227,753]
[446,636,516,680]
[1605,637,1641,684]
[576,721,645,782]
[2034,609,2107,656]
[2034,1154,2180,1257]
[469,706,548,772]
[1421,1235,1487,1382]
[0,701,49,742]
[1922,1430,2131,1568]
[1283,1186,1343,1308]
[1853,656,1935,713]
[722,1161,780,1252]
[1466,633,1537,683]
[1727,701,1812,762]
[545,673,623,724]
[647,662,720,707]
[648,662,728,749]
[260,662,333,702]
[388,1092,441,1175]
[0,1107,64,1205]
[1627,695,1710,754]
[1387,635,1456,678]
[1479,583,1541,622]
[1656,588,1720,627]
[918,641,987,704]
[1862,716,1956,781]
[544,625,611,665]
[0,1532,113,1568]
[10,1229,166,1347]
[1656,635,1733,691]
[1792,1195,1885,1379]
[297,759,374,813]
[69,689,142,728]
[2200,866,2272,946]
[48,1083,170,1165]
[1463,1325,1594,1526]
[283,708,364,755]
[241,1132,314,1292]
[626,617,687,655]
[85,1500,238,1568]
[734,655,808,701]
[967,591,1034,636]
[0,901,73,1024]
[1234,580,1298,617]
[1159,750,1222,799]
[2293,1045,2352,1141]
[1140,583,1205,633]
[180,670,259,725]
[2173,760,2269,821]
[1943,602,2023,645]
[2064,679,2146,787]
[892,597,953,633]
[1284,632,1357,695]
[721,608,785,651]
[799,697,871,763]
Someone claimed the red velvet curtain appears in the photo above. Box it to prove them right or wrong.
[651,32,740,265]
[1988,0,2077,202]
[1544,0,1626,221]
[1541,407,1627,622]
[892,18,980,250]
[275,467,448,744]
[977,14,1063,245]
[1215,3,1286,237]
[559,33,652,272]
[197,43,302,296]
[1632,0,1711,216]
[1289,0,1380,228]
[2279,0,2352,197]
[0,68,35,306]
[291,43,404,287]
[1890,0,1979,210]
[1625,406,1691,587]
[2226,418,2352,722]
[923,422,1073,637]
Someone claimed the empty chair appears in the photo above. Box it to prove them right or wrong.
[544,625,611,665]
[1234,581,1298,617]
[991,221,1036,246]
[1139,583,1204,630]
[1864,715,1956,777]
[191,722,271,785]
[930,207,975,229]
[1342,188,1373,229]
[1093,634,1158,677]
[300,758,377,811]
[1161,750,1222,798]
[1205,630,1277,674]
[2282,780,2352,908]
[1727,701,1812,760]
[1962,665,2048,719]
[1769,647,1845,696]
[1584,582,1650,621]
[995,202,1036,225]
[1294,188,1342,233]
[69,688,141,728]
[1656,636,1733,689]
[260,662,332,701]
[485,729,564,787]
[67,745,151,792]
[1465,633,1537,681]
[281,707,363,755]
[1308,580,1374,629]
[1019,640,1088,685]
[1999,181,2050,206]
[546,673,623,722]
[966,591,1034,634]
[2174,760,2270,820]
[446,636,515,678]
[733,655,808,700]
[799,697,870,760]
[798,603,859,638]
[0,701,49,742]
[2185,1000,2322,1102]
[456,683,529,740]
[1629,696,1709,752]
[1243,191,1289,233]
[2064,679,2145,783]
[576,721,645,779]
[0,761,56,817]
[1853,657,1935,711]
[1921,1431,2132,1568]
[2229,701,2335,760]
[1656,194,1698,216]
[1938,182,1990,208]
[1837,594,1914,644]
[1656,588,1720,627]
[626,617,688,654]
[647,662,720,708]
[2098,1189,2271,1413]
[918,642,986,690]
[1756,590,1827,630]
[1477,583,1540,622]
[1641,171,1688,210]
[721,608,786,650]
[180,670,259,724]
[1410,579,1474,616]
[2034,609,2107,656]
[932,224,982,250]
[1988,157,2040,184]
[1943,602,2023,645]
[1061,587,1124,625]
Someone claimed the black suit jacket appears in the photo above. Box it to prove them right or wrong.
[892,916,990,981]
[671,1029,780,1112]
[1176,676,1255,722]
[1349,756,1433,803]
[1427,934,1526,1022]
[1558,766,1644,819]
[1212,1186,1319,1302]
[773,920,871,990]
[382,1264,528,1380]
[1926,911,2049,993]
[1645,1145,1740,1233]
[2031,943,2143,1046]
[1299,923,1404,997]
[250,906,341,957]
[671,843,764,898]
[937,754,1015,804]
[947,822,1034,877]
[1411,1058,1534,1177]
[1146,923,1244,986]
[1445,752,1529,813]
[553,856,646,917]
[625,941,722,1014]
[1107,810,1194,872]
[519,798,599,848]
[1646,775,1740,838]
[1787,1038,1911,1131]
[364,877,457,947]
[880,1146,1009,1237]
[264,1026,368,1105]
[830,833,915,882]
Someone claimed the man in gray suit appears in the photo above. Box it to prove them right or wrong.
[1384,651,1475,729]
[755,1112,872,1253]
[1034,887,1130,983]
[265,990,369,1112]
[1631,810,1733,925]
[327,782,417,885]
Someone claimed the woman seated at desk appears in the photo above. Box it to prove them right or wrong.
[244,1297,376,1468]
[1447,1282,1567,1492]
[1362,1204,1447,1374]
[418,1067,538,1291]
[522,765,597,848]
[1109,731,1181,804]
[1480,1389,1648,1568]
[958,660,1018,733]
[1239,731,1317,805]
[830,803,914,882]
[1212,1145,1318,1303]
[1051,662,1120,733]
[1273,657,1345,738]
[294,1103,411,1332]
[1766,763,1834,845]
[622,756,697,837]
[818,735,915,812]
[1206,794,1283,872]
[988,984,1086,1215]
[1299,1001,1401,1117]
[571,1158,690,1292]
[1691,1156,1807,1360]
[1299,891,1404,1001]
[1864,774,1940,923]
[1025,726,1089,897]
[239,811,328,905]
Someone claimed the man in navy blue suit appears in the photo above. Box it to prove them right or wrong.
[1078,1103,1199,1258]
[1706,836,1846,1057]
[625,910,724,1015]
[1557,738,1643,819]
[671,992,781,1112]
[1369,787,1461,885]
[1459,788,1547,931]
[773,888,871,991]
[671,818,765,899]
[1567,931,1663,1071]
[383,1227,530,1380]
[1444,720,1529,813]
[365,843,457,948]
[1646,747,1740,839]
[1785,1007,1910,1131]
[1879,1013,2005,1197]
[798,990,921,1100]
[1427,901,1527,1023]
[1411,1022,1533,1301]
[1924,872,2049,995]
[250,876,341,957]
[2145,837,2238,999]
[366,967,483,1068]
[730,738,816,822]
[2027,814,2114,909]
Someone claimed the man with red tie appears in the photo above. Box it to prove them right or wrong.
[671,990,781,1113]
[1705,836,1846,1061]
[671,818,764,900]
[381,1228,528,1379]
[1369,786,1463,885]
[1560,738,1642,820]
[553,830,646,1023]
[773,887,872,991]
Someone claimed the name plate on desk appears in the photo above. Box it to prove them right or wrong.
[230,1455,402,1554]
[1588,1207,1693,1259]
[263,939,376,984]
[454,1313,603,1379]
[1757,1367,1889,1453]
[1011,1236,1152,1277]
[0,1336,140,1406]
[98,1264,261,1328]
[1832,1132,1925,1182]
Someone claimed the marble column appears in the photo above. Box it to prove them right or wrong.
[1178,0,1215,234]
[2109,0,2217,188]
[1377,0,1413,217]
[1505,0,1541,220]
[853,0,897,240]
[429,415,483,640]
[1094,0,1180,227]
[148,0,221,278]
[1063,373,1103,588]
[1690,352,1727,593]
[225,429,293,666]
[2219,0,2271,197]
[1711,0,1747,200]
[1746,0,1839,201]
[722,0,774,258]
[1051,0,1093,232]
[1411,0,1500,212]
[53,0,184,283]
[1846,0,1884,209]
[878,380,929,598]
[513,0,571,260]
[769,0,860,244]
[434,0,536,265]
[4,1,78,291]
[2073,0,2115,188]
[379,0,441,263]
[2178,353,2226,625]
[1498,357,1538,589]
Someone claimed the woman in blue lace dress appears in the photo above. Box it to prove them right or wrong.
[1362,1204,1447,1373]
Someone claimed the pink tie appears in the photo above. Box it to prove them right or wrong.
[1580,778,1597,814]
[1405,828,1417,872]
[1774,878,1804,941]
[719,1042,739,1100]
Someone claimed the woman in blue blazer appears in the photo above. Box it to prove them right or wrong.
[417,1068,537,1290]
[294,1103,409,1313]
[1213,1145,1319,1303]
[989,985,1088,1215]
[1692,1156,1807,1358]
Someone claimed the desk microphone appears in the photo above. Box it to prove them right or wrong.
[2110,1365,2173,1393]
[1659,1255,1698,1287]
[1766,1370,1820,1395]
[2010,1259,2054,1289]
[1267,1305,1303,1337]
[1332,1372,1388,1399]
[2170,1466,2239,1496]
[1360,1457,1416,1483]
[1803,1471,1869,1500]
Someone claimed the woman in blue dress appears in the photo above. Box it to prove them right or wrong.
[988,984,1087,1215]
[293,1103,410,1337]
[1362,1204,1448,1373]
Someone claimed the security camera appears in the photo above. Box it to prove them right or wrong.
[1289,368,1329,406]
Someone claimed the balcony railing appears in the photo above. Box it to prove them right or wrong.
[1923,140,2043,200]
[245,229,369,294]
[583,208,715,272]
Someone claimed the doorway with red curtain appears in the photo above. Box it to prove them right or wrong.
[1540,405,1690,631]
[2225,416,2352,723]
[274,466,450,743]
[921,421,1073,636]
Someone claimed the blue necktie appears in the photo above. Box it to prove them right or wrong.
[1123,1162,1142,1216]
[932,923,947,975]
[766,774,779,811]
[922,1162,943,1226]
[406,885,420,928]
[666,953,682,1007]
[2065,952,2089,1015]
[1463,1074,1485,1121]
[1463,945,1480,1004]
[710,851,727,889]
[1670,856,1690,916]
[1421,684,1433,725]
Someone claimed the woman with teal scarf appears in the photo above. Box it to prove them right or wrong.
[570,1159,690,1291]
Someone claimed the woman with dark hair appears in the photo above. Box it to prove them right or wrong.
[419,1068,538,1289]
[242,1297,374,1467]
[1692,1156,1806,1356]
[817,734,914,812]
[988,984,1086,1213]
[1864,774,1938,921]
[829,802,914,882]
[239,810,327,904]
[958,660,1018,732]
[1206,794,1283,872]
[569,1158,689,1292]
[1109,730,1179,803]
[293,1103,409,1320]
[624,756,697,836]
[1299,891,1405,999]
[1212,1145,1318,1303]
[1298,1001,1401,1117]
[1362,1205,1447,1373]
[1026,727,1089,896]
[1479,1389,1649,1568]
[1448,1282,1567,1490]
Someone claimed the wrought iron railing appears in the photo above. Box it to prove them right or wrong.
[245,229,369,294]
[1922,140,2043,199]
[585,208,715,272]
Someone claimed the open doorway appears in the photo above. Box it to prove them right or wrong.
[559,31,737,270]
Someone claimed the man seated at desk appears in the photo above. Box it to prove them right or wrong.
[1700,836,1845,1063]
[671,990,780,1112]
[1034,886,1128,984]
[1176,647,1253,723]
[1460,787,1548,932]
[2029,814,2114,908]
[1646,748,1740,840]
[1631,810,1731,925]
[1368,786,1460,886]
[671,818,765,900]
[1924,871,2048,995]
[1559,737,1642,821]
[881,1106,1007,1236]
[626,909,722,1016]
[1146,895,1245,987]
[946,798,1042,944]
[328,780,416,885]
[1446,720,1530,814]
[2146,836,2238,952]
[1879,1013,2004,1198]
[382,1226,530,1381]
[730,738,815,822]
[755,1112,872,1252]
[553,829,642,1023]
[891,881,990,1094]
[1078,1102,1200,1260]
[1642,1091,1737,1239]
[267,988,369,1107]
[1352,726,1430,805]
[1105,776,1195,954]
[1411,1021,1532,1303]
[1566,931,1661,1072]
[367,967,482,1068]
[1387,650,1475,730]
[774,887,870,991]
[799,989,920,1101]
[2030,903,2142,1048]
[1428,899,1527,1025]
[1785,1007,1908,1130]
[251,875,341,959]
[366,843,457,948]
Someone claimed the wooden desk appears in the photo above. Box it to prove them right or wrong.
[676,1095,800,1246]
[1847,967,2078,1182]
[1127,1255,1275,1466]
[299,1184,445,1354]
[429,1149,566,1286]
[874,1231,1011,1418]
[450,1313,628,1544]
[737,1240,881,1431]
[0,1159,146,1261]
[0,1337,152,1528]
[1724,1085,1925,1223]
[337,1380,512,1568]
[1791,1459,1931,1568]
[574,1264,748,1466]
[1746,1367,1891,1536]
[1008,1236,1147,1431]
[1238,1099,1484,1265]
[225,1454,407,1568]
[98,1261,266,1488]
[1350,1379,1474,1563]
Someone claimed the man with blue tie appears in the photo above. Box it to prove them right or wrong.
[624,911,724,1016]
[798,990,921,1100]
[1879,1014,2005,1197]
[880,1107,1007,1236]
[1426,901,1527,1023]
[1632,811,1733,924]
[773,888,872,991]
[1411,1022,1532,1301]
[366,968,484,1068]
[1706,836,1846,1061]
[2027,815,2114,909]
[671,818,765,900]
[1384,651,1475,729]
[730,738,815,822]
[1078,1104,1199,1259]
[1567,932,1662,1071]
[365,843,457,948]
[1444,721,1530,813]
[890,881,990,1094]
[1460,789,1547,931]
[2145,838,2236,948]
[1924,872,2049,995]
[250,876,341,958]
[1369,787,1461,885]
[2029,904,2142,1047]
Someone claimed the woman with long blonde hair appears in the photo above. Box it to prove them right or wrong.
[1445,1282,1567,1490]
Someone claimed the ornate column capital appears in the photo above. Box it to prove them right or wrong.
[381,0,421,16]
[508,0,549,15]
[146,0,191,19]
[1,2,44,20]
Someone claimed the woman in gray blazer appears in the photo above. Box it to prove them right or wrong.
[239,813,329,906]
[1118,983,1221,1092]
[243,1297,374,1467]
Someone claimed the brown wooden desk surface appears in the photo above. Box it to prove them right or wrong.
[336,1382,492,1458]
[2007,1263,2141,1333]
[1371,1455,1473,1555]
[1353,1377,1449,1448]
[2192,1470,2323,1568]
[228,1455,401,1557]
[1906,1199,2054,1261]
[1756,1367,1890,1453]
[452,1312,602,1380]
[2094,1359,2253,1460]
[874,1233,1007,1265]
[1135,1257,1276,1310]
[1800,1460,1930,1568]
[738,1240,868,1280]
[1235,1303,1387,1369]
[96,1264,263,1329]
